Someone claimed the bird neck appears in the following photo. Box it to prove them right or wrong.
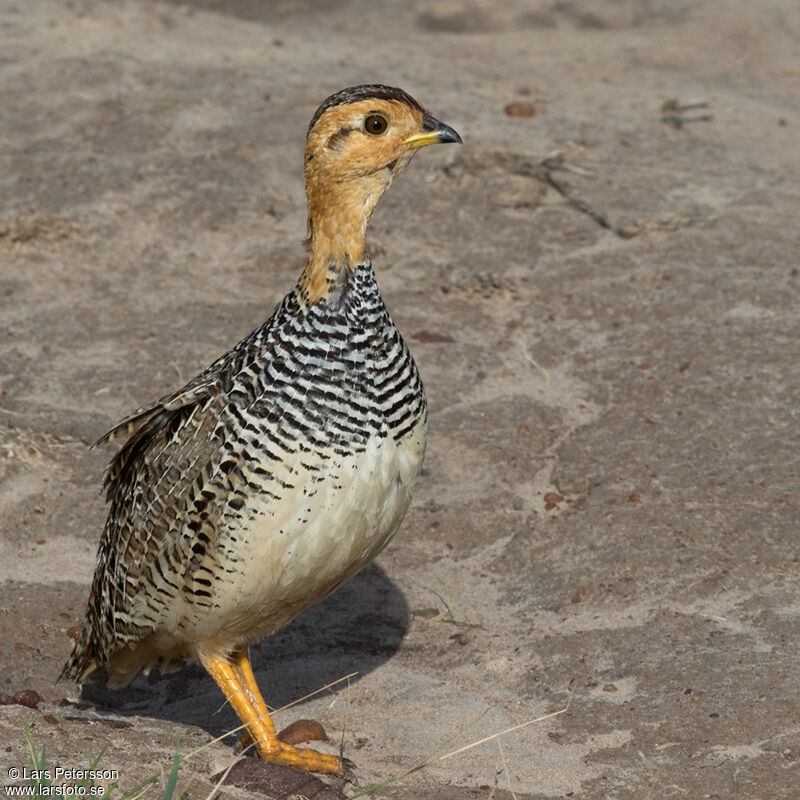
[298,174,387,306]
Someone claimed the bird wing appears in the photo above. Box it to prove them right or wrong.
[93,381,219,447]
[69,373,233,678]
[79,318,274,661]
[94,319,258,496]
[96,379,221,499]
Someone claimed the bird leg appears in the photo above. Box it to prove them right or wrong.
[200,651,343,776]
[231,649,275,744]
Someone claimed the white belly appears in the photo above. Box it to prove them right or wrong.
[190,418,426,649]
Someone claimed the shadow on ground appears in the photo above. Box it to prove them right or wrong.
[77,563,408,739]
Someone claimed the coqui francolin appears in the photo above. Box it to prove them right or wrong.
[61,85,461,776]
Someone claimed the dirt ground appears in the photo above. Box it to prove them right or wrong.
[1,0,799,798]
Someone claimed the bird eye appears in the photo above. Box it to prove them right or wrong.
[364,114,388,135]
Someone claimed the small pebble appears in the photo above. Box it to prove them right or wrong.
[504,102,536,118]
[277,719,327,745]
[0,689,41,708]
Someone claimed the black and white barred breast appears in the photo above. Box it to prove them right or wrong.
[228,259,427,450]
[65,259,427,683]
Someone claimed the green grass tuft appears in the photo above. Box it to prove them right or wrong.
[4,728,191,800]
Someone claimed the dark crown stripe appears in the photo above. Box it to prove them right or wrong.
[308,84,425,134]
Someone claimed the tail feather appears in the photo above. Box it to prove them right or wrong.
[58,627,100,683]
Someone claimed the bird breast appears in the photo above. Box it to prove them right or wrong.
[196,416,427,647]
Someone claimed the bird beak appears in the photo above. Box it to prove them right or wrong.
[403,115,463,148]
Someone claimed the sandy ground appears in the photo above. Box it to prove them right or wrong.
[1,1,799,798]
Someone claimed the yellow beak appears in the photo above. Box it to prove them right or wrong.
[403,115,462,149]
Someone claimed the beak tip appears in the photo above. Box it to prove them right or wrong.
[422,115,462,145]
[439,125,463,145]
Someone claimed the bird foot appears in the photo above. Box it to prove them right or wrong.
[201,651,344,775]
[238,719,341,775]
[254,739,344,776]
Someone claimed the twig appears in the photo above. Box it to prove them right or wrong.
[661,97,713,128]
[540,170,615,232]
[426,587,475,627]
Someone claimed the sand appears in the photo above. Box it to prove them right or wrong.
[1,1,798,797]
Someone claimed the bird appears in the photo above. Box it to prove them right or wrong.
[61,84,462,776]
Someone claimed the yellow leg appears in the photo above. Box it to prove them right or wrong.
[231,649,274,750]
[231,650,275,734]
[200,651,342,776]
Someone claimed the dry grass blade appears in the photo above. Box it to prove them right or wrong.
[426,587,475,626]
[271,671,359,717]
[181,671,359,762]
[338,674,353,760]
[344,707,491,800]
[203,750,245,800]
[346,684,575,799]
[436,687,574,763]
[497,738,517,800]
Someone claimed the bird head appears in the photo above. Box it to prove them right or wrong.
[305,84,461,187]
[301,85,461,293]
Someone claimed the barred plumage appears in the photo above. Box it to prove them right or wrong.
[63,261,426,682]
[62,84,460,776]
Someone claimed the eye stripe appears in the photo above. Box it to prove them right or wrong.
[325,127,352,150]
